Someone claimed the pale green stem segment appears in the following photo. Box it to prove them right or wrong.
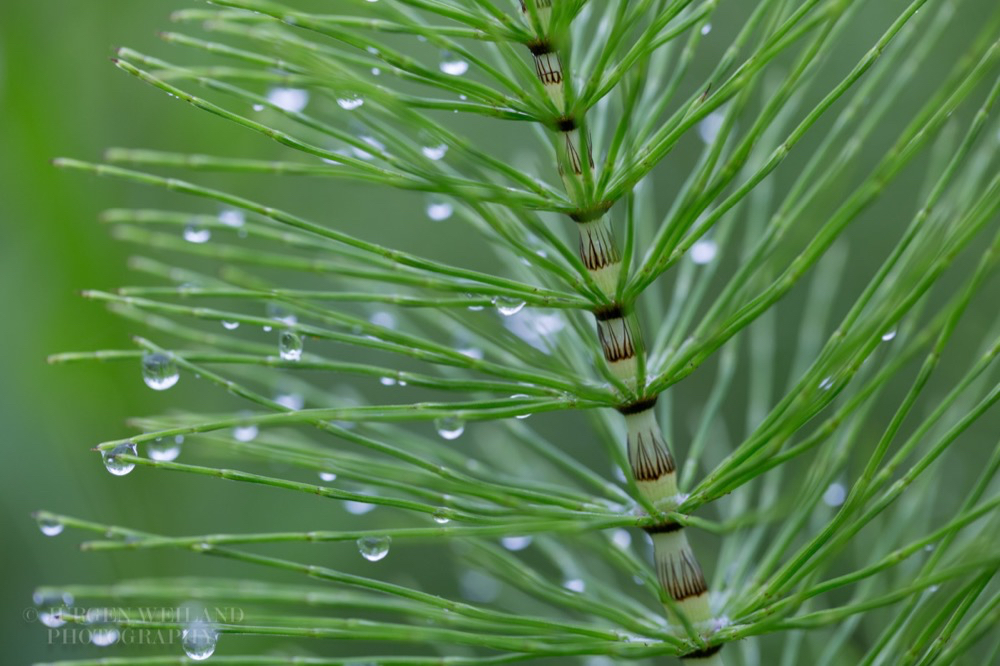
[519,1,722,661]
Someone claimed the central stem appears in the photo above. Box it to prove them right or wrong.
[518,3,722,663]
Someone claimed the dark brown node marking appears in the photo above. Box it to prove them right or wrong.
[644,521,684,534]
[578,224,620,270]
[681,645,723,660]
[555,115,578,132]
[533,52,563,85]
[592,302,625,321]
[656,547,708,600]
[526,38,554,56]
[616,395,658,414]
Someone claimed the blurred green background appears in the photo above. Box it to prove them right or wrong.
[2,1,998,664]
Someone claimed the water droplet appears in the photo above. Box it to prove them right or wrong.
[345,499,376,515]
[252,103,265,112]
[278,330,304,361]
[221,320,240,330]
[823,482,846,507]
[39,605,67,628]
[510,394,531,419]
[690,238,718,264]
[370,311,396,329]
[371,67,381,76]
[435,416,465,440]
[85,608,119,647]
[37,516,64,537]
[492,297,526,316]
[881,329,897,341]
[440,52,469,76]
[357,535,391,561]
[337,94,364,110]
[433,509,451,524]
[148,437,181,462]
[698,111,725,144]
[563,578,585,593]
[183,224,211,244]
[275,392,303,410]
[701,23,712,35]
[426,198,453,221]
[611,529,631,549]
[233,421,258,442]
[141,352,179,391]
[267,87,309,112]
[819,376,834,391]
[218,209,244,228]
[182,621,218,661]
[319,471,337,482]
[379,376,397,386]
[267,303,297,325]
[501,535,532,551]
[102,442,138,476]
[422,144,448,160]
[458,346,483,360]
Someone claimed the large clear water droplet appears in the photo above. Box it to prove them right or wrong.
[218,208,244,228]
[278,330,303,361]
[38,593,69,628]
[337,94,364,110]
[142,352,179,391]
[182,621,218,661]
[183,224,211,244]
[426,198,453,221]
[102,442,138,476]
[439,52,469,76]
[501,535,532,551]
[492,297,526,316]
[85,608,119,647]
[421,144,448,160]
[345,499,376,515]
[690,238,718,264]
[510,393,532,419]
[432,509,451,524]
[267,87,309,112]
[823,482,846,507]
[148,436,182,462]
[319,471,337,482]
[435,416,465,440]
[37,515,64,537]
[357,535,391,561]
[233,422,258,442]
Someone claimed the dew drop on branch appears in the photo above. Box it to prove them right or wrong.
[563,578,586,593]
[435,416,465,440]
[319,471,337,482]
[181,621,218,661]
[102,442,138,476]
[421,144,448,160]
[698,111,725,144]
[275,392,303,411]
[357,536,391,561]
[433,509,451,524]
[881,329,897,341]
[148,436,182,462]
[267,87,309,112]
[221,320,240,330]
[611,529,631,549]
[337,94,365,110]
[439,52,469,76]
[345,500,376,515]
[278,330,304,361]
[426,198,453,221]
[510,394,532,419]
[218,209,244,228]
[701,23,712,35]
[37,516,64,537]
[823,482,846,507]
[183,224,211,244]
[233,422,258,442]
[85,608,119,647]
[141,352,179,391]
[501,535,532,551]
[492,297,526,316]
[690,238,718,264]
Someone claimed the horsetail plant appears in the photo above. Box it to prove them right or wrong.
[36,0,1000,664]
